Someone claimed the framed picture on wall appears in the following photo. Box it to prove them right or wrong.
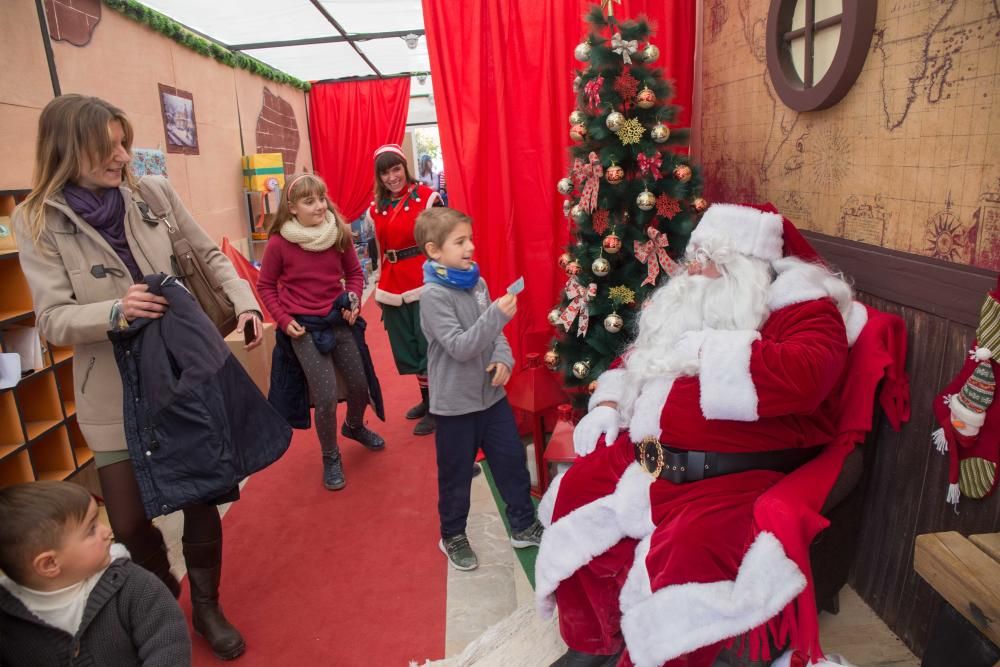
[158,84,199,155]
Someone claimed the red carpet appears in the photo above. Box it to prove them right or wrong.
[181,299,447,666]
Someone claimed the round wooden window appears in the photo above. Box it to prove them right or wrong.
[766,0,877,111]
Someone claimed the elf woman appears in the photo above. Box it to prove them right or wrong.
[367,144,442,435]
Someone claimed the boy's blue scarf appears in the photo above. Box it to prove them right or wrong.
[423,260,480,290]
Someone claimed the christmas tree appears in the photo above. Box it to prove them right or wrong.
[545,7,706,397]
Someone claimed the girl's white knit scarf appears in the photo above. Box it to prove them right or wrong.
[280,210,340,251]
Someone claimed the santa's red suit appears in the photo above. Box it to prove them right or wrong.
[536,205,909,667]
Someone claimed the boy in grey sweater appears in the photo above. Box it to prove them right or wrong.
[0,481,191,666]
[415,208,543,570]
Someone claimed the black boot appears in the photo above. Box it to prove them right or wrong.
[341,422,386,451]
[413,412,436,436]
[406,387,430,420]
[127,527,181,599]
[322,453,346,490]
[549,649,622,667]
[183,538,246,660]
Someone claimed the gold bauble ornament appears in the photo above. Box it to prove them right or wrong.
[643,44,660,62]
[651,123,670,143]
[636,87,657,109]
[574,41,592,62]
[693,197,709,213]
[673,164,692,182]
[587,380,598,394]
[570,124,588,142]
[604,312,624,333]
[592,256,611,277]
[603,231,622,254]
[566,260,582,276]
[569,110,586,125]
[637,189,656,211]
[571,204,589,224]
[557,177,574,195]
[605,111,626,132]
[544,349,561,370]
[558,252,573,270]
[572,359,591,379]
[605,162,625,185]
[547,309,562,326]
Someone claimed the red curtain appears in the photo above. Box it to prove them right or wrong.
[308,78,411,222]
[421,1,695,365]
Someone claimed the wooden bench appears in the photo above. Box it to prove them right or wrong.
[914,531,1000,667]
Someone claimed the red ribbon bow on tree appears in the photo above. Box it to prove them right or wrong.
[572,152,604,213]
[637,152,663,180]
[584,76,604,113]
[634,227,680,287]
[559,277,598,336]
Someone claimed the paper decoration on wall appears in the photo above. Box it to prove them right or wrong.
[131,149,168,178]
[44,0,101,47]
[256,88,300,176]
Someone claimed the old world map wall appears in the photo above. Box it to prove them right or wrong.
[699,0,1000,269]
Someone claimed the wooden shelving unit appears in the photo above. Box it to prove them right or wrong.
[0,189,94,489]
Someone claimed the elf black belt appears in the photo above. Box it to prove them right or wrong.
[384,246,421,263]
[634,438,821,483]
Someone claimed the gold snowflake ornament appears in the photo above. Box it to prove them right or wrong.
[616,118,645,145]
[608,285,636,306]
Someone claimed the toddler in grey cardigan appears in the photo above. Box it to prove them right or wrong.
[0,481,190,666]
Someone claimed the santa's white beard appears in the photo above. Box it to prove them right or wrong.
[617,254,772,420]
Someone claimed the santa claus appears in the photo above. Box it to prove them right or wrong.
[538,204,871,667]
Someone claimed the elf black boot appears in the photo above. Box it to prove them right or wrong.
[413,387,435,435]
[406,386,430,420]
[183,538,246,660]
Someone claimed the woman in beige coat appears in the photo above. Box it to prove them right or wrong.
[14,94,261,660]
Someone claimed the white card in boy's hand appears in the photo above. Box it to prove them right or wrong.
[507,276,525,295]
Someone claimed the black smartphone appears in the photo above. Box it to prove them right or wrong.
[243,322,257,345]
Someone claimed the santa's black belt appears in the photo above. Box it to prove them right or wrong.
[384,246,421,263]
[633,438,822,483]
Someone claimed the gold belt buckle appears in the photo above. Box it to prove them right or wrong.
[638,437,665,479]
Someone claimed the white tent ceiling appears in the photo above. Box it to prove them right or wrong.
[138,0,431,82]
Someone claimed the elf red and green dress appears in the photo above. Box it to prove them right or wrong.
[367,183,441,376]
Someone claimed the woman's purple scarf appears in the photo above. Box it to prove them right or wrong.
[62,183,142,281]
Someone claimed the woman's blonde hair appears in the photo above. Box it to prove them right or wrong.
[20,95,136,242]
[268,173,352,251]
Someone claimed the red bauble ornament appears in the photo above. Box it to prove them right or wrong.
[570,124,588,142]
[693,197,709,213]
[605,163,625,185]
[673,165,693,182]
[636,87,656,109]
[566,260,582,276]
[603,232,622,254]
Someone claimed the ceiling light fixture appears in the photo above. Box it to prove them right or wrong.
[403,33,420,49]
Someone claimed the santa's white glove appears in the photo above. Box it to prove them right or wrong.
[573,405,621,457]
[672,330,708,375]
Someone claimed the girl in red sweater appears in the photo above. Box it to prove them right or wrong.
[258,174,385,491]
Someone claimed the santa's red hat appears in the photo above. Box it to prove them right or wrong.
[690,202,822,264]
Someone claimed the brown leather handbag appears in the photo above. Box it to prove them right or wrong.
[136,178,237,336]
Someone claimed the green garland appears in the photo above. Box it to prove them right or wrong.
[102,0,311,91]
